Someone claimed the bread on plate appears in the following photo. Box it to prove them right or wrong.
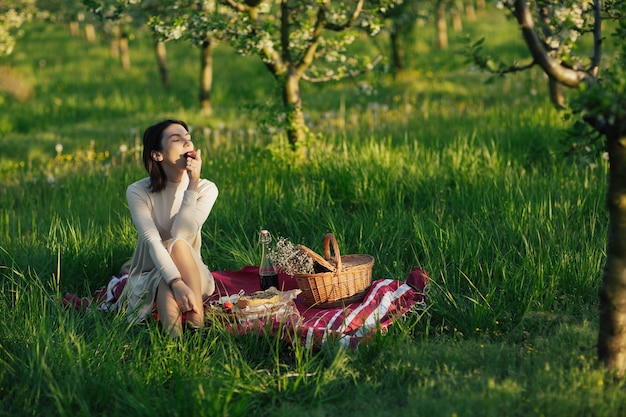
[237,287,281,309]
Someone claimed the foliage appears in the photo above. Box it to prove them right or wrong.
[572,9,626,128]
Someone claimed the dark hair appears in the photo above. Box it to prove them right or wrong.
[142,119,189,192]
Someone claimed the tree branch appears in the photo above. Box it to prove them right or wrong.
[326,0,365,31]
[295,0,366,77]
[295,5,327,77]
[512,0,592,88]
[465,36,536,75]
[220,0,285,77]
[262,45,286,78]
[495,60,536,74]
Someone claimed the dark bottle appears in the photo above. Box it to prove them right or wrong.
[259,229,279,291]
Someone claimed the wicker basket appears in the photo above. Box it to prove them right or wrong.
[294,233,374,308]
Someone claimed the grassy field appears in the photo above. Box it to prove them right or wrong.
[0,7,622,417]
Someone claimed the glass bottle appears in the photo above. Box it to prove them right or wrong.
[259,229,279,291]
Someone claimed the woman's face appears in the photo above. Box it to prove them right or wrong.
[158,123,194,167]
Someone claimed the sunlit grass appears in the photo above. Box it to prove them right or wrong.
[0,7,620,417]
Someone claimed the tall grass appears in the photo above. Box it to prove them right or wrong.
[0,8,622,417]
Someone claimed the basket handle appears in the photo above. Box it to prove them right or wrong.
[297,244,336,272]
[324,233,342,271]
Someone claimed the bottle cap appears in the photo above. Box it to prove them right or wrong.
[259,229,272,244]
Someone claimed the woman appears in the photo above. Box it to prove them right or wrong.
[117,119,218,338]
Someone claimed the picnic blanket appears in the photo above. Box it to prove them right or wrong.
[63,266,429,348]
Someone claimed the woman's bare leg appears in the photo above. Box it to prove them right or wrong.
[170,240,204,329]
[156,279,183,338]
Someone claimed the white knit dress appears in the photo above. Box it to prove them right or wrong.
[116,175,218,322]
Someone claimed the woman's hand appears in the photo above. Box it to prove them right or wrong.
[171,280,199,314]
[186,149,202,182]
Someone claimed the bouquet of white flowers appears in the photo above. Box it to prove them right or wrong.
[269,237,316,276]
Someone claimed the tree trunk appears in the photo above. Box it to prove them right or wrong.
[390,28,405,77]
[119,35,131,71]
[436,1,449,50]
[199,38,214,118]
[85,23,96,43]
[598,122,626,375]
[69,21,80,37]
[452,7,463,32]
[282,70,306,151]
[155,41,170,90]
[110,38,119,59]
[465,0,476,21]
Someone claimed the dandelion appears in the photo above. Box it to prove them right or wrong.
[55,143,63,156]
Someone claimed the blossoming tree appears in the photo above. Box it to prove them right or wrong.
[150,0,402,151]
[472,0,626,374]
[0,0,36,56]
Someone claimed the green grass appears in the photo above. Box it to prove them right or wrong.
[0,7,621,417]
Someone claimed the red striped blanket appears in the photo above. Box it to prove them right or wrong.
[63,266,429,348]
